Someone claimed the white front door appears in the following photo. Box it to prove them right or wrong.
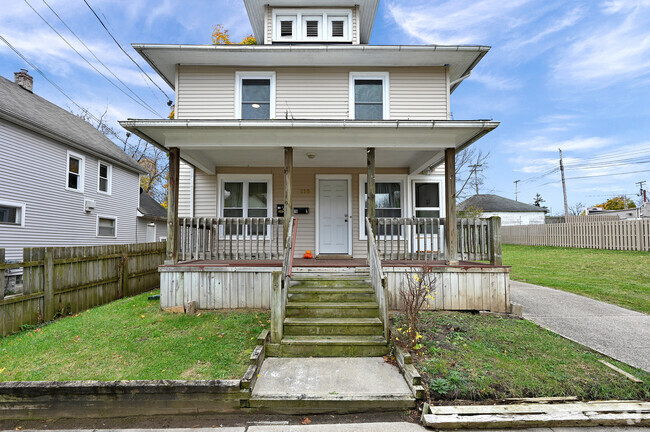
[318,179,349,255]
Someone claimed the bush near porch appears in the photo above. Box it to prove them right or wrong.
[0,291,269,381]
[392,311,650,402]
[502,244,650,313]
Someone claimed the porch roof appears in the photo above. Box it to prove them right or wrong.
[119,119,499,174]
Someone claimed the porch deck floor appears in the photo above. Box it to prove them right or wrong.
[164,258,499,268]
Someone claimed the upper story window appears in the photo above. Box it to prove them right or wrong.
[350,72,389,120]
[0,200,26,227]
[236,72,276,120]
[98,161,112,194]
[273,9,352,43]
[66,150,85,192]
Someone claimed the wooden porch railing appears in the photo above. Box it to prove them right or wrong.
[368,217,501,264]
[365,218,389,340]
[179,217,284,261]
[271,217,297,343]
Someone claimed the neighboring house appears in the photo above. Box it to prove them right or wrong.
[137,189,168,243]
[586,204,650,220]
[0,70,147,261]
[459,194,548,226]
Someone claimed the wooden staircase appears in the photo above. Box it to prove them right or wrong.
[266,271,390,357]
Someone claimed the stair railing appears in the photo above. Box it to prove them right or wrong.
[272,218,297,343]
[366,217,389,340]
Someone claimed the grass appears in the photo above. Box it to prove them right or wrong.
[0,290,269,381]
[503,244,650,314]
[393,311,650,402]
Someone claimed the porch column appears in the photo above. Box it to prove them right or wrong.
[283,147,293,242]
[444,148,458,264]
[367,148,376,235]
[166,147,180,263]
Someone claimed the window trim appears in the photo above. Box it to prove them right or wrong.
[66,150,85,193]
[216,174,273,239]
[235,71,276,120]
[0,199,26,228]
[412,180,442,218]
[97,160,112,195]
[272,8,352,42]
[410,176,445,220]
[358,174,406,240]
[96,215,117,238]
[349,72,390,120]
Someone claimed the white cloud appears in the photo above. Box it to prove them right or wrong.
[469,73,522,90]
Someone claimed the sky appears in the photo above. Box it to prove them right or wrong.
[1,0,649,214]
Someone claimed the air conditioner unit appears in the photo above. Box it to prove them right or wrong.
[84,199,96,212]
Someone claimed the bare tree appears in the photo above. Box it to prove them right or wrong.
[568,202,586,216]
[455,148,490,200]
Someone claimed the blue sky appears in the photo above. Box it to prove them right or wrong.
[1,0,649,213]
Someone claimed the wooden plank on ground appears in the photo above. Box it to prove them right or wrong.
[600,360,643,383]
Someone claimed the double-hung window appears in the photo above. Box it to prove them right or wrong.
[360,176,403,237]
[221,176,272,236]
[236,72,275,120]
[97,216,117,237]
[273,9,351,42]
[350,72,389,120]
[98,161,112,194]
[66,151,85,192]
[0,200,25,227]
[413,182,441,234]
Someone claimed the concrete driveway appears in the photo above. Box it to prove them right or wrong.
[510,280,650,372]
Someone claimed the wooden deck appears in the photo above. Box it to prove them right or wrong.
[163,258,504,269]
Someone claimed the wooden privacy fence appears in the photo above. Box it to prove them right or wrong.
[179,217,285,261]
[502,219,650,251]
[0,242,166,336]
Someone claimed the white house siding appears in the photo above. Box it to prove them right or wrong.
[178,161,194,217]
[136,217,167,243]
[0,119,139,261]
[176,66,449,121]
[480,211,546,226]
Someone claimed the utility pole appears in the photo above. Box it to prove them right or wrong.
[559,148,569,219]
[636,181,647,204]
[469,164,483,195]
[513,180,520,201]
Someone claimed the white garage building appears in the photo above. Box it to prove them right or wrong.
[459,194,548,226]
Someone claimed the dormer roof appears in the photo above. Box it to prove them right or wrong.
[243,0,379,44]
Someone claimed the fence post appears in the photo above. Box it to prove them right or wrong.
[43,248,55,321]
[0,248,5,301]
[119,245,129,298]
[489,216,502,266]
[270,271,283,343]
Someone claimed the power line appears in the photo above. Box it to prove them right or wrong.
[82,0,172,104]
[39,0,164,114]
[23,0,162,117]
[539,168,650,186]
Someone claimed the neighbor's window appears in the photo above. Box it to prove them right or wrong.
[414,182,441,234]
[97,216,116,237]
[237,73,275,120]
[98,161,112,194]
[222,180,270,235]
[363,182,402,236]
[351,73,388,120]
[0,201,25,226]
[66,151,85,192]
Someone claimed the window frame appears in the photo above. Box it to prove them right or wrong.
[217,174,273,239]
[349,72,390,121]
[412,180,442,219]
[358,174,406,240]
[235,71,276,120]
[96,215,117,238]
[272,9,352,42]
[0,199,26,228]
[97,160,112,195]
[66,150,85,193]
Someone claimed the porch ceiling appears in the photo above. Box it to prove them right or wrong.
[119,119,499,173]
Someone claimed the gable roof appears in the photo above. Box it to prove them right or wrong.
[139,189,167,219]
[0,76,145,174]
[459,194,548,213]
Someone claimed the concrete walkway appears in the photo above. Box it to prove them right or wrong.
[510,280,650,372]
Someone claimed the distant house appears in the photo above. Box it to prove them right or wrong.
[586,204,650,220]
[459,194,548,226]
[137,189,167,243]
[0,70,148,261]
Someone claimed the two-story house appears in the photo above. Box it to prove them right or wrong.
[0,71,148,264]
[121,0,509,358]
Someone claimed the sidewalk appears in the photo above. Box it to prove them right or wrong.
[510,280,650,372]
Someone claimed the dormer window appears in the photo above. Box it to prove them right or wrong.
[273,9,351,43]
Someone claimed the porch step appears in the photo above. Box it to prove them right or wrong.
[286,301,380,318]
[290,278,371,288]
[284,317,383,336]
[287,287,375,302]
[267,336,389,357]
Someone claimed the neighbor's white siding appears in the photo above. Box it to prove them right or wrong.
[136,217,167,243]
[0,118,139,261]
[480,211,546,226]
[176,66,449,121]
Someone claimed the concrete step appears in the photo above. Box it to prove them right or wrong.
[268,336,389,357]
[287,288,375,303]
[248,395,415,413]
[286,301,380,318]
[284,317,384,336]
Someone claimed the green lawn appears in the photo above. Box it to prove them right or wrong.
[394,311,650,401]
[503,244,650,314]
[0,291,269,381]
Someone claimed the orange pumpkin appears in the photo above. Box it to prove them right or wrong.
[303,250,313,259]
